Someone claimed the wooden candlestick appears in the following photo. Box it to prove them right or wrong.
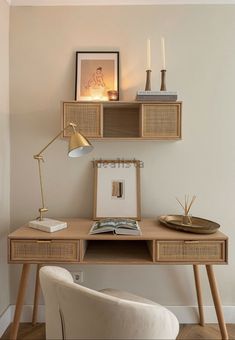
[160,69,167,91]
[145,70,152,91]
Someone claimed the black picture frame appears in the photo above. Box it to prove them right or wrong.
[75,51,119,101]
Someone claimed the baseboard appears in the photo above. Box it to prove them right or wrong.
[169,306,235,324]
[0,306,12,337]
[1,305,235,337]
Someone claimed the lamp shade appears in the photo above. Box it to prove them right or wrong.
[68,131,93,157]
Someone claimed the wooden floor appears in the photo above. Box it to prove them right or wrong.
[1,323,235,339]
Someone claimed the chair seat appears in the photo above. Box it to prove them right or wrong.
[100,288,179,339]
[100,288,158,306]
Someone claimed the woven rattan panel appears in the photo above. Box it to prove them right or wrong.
[143,104,180,138]
[63,103,101,137]
[156,241,225,262]
[11,240,79,262]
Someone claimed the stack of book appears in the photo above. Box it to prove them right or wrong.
[136,90,178,101]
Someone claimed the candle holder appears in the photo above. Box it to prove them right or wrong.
[160,69,167,91]
[107,90,119,101]
[145,70,152,91]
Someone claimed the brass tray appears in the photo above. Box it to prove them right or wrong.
[159,215,220,234]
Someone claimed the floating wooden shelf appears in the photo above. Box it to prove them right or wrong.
[62,101,182,140]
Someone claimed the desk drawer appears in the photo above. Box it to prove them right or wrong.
[10,240,79,262]
[156,240,226,263]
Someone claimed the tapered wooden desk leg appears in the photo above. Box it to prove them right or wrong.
[10,264,31,340]
[193,265,205,326]
[206,265,228,340]
[32,264,41,325]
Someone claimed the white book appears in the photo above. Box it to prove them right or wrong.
[137,90,178,96]
[136,95,177,101]
[29,218,67,233]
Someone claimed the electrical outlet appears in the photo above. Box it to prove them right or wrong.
[72,271,84,284]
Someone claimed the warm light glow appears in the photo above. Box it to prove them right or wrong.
[107,90,118,101]
[89,87,106,101]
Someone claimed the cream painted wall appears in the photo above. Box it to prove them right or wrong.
[10,5,235,308]
[0,0,10,316]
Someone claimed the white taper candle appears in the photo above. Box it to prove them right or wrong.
[161,37,166,70]
[147,39,151,70]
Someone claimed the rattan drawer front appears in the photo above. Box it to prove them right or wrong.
[10,240,79,262]
[156,241,225,263]
[63,102,102,138]
[142,103,181,138]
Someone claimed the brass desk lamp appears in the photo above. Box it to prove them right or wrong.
[29,123,93,231]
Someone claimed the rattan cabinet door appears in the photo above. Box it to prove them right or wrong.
[142,103,181,139]
[63,102,102,138]
[156,240,226,263]
[10,240,79,263]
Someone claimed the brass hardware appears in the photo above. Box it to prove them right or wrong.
[184,241,200,244]
[39,208,48,213]
[33,155,44,161]
[36,240,52,243]
[38,208,48,221]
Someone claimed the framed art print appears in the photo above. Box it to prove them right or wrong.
[75,51,119,101]
[93,160,141,220]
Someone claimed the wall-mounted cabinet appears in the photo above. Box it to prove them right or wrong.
[62,101,182,140]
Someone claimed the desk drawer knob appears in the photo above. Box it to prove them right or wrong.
[36,240,52,243]
[184,241,199,244]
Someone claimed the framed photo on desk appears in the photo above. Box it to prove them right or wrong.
[93,160,141,220]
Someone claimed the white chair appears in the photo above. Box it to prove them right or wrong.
[40,266,179,340]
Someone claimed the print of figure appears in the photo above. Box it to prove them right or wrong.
[86,67,106,89]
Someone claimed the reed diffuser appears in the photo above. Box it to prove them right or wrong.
[176,195,196,225]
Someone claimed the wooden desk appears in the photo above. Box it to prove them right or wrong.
[8,218,228,339]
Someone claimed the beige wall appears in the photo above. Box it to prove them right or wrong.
[0,0,10,316]
[10,5,235,309]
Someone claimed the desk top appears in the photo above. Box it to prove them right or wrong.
[8,218,227,241]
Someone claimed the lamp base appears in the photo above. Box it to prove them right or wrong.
[29,218,67,233]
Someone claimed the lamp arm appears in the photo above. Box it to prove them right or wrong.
[36,157,47,220]
[33,122,77,220]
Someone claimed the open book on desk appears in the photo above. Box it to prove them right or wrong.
[90,218,141,236]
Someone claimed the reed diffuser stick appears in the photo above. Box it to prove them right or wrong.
[175,195,197,215]
[175,197,185,211]
[186,195,196,215]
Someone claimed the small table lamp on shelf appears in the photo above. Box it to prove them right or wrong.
[29,122,93,232]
